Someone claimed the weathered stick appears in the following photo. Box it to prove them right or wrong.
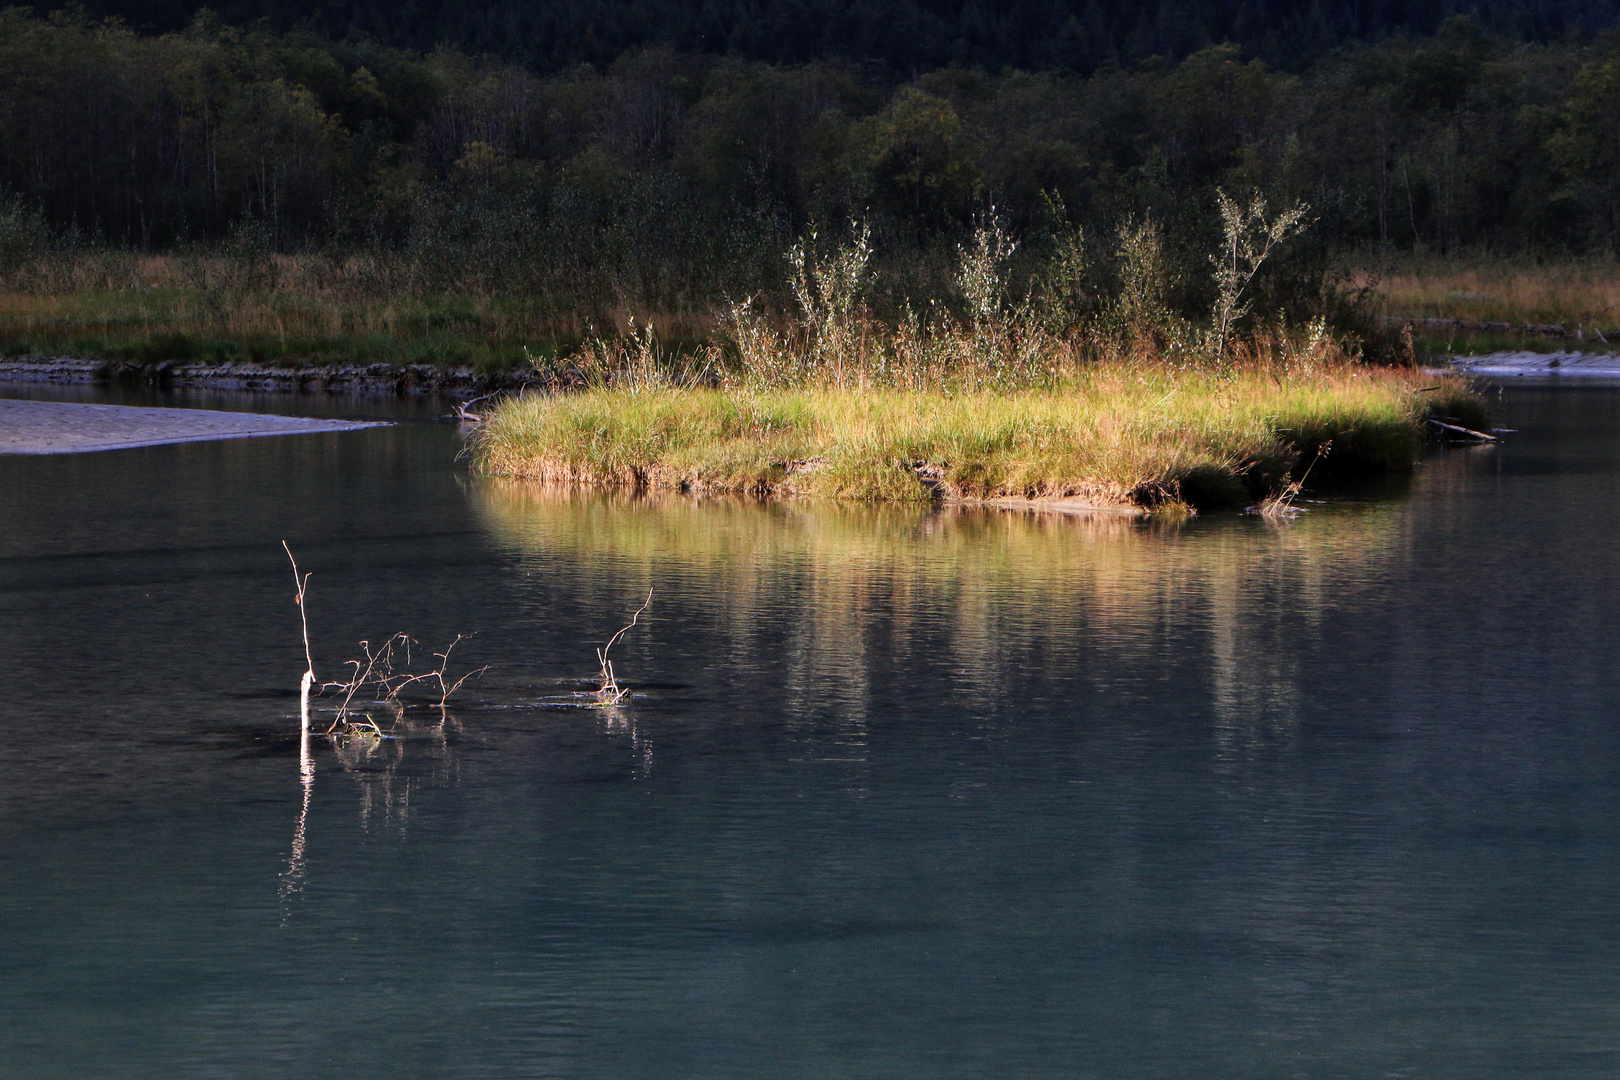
[1426,416,1498,442]
[282,541,316,732]
[596,589,653,704]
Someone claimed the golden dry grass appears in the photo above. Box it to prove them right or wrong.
[476,360,1465,511]
[1358,259,1620,330]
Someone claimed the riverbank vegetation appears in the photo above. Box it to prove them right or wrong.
[1360,255,1620,356]
[5,9,1620,374]
[474,210,1480,511]
[0,7,1514,507]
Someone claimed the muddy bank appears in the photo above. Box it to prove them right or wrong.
[0,356,542,396]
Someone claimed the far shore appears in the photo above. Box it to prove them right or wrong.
[0,356,535,396]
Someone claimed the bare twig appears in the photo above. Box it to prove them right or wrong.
[323,633,415,729]
[1256,439,1332,519]
[283,541,316,731]
[596,589,653,705]
[429,634,488,709]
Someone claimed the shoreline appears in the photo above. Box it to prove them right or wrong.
[1451,351,1620,378]
[0,356,540,396]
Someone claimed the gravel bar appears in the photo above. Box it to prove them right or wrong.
[0,398,390,455]
[1453,351,1620,377]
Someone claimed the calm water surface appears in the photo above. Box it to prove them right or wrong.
[3,382,1620,1079]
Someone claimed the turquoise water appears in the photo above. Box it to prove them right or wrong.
[3,383,1620,1078]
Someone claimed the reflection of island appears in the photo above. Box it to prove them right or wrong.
[475,480,1421,755]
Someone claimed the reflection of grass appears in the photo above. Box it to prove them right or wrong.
[475,480,1413,698]
[477,459,1474,740]
[477,479,1409,565]
[476,364,1468,511]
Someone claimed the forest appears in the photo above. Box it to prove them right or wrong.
[3,5,1620,362]
[38,0,1620,75]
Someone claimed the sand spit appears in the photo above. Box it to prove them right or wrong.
[0,398,389,454]
[1454,352,1620,377]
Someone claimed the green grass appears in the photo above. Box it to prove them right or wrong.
[0,288,561,372]
[476,364,1471,512]
[1360,255,1620,355]
[0,254,721,372]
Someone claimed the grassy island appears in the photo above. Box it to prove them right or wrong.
[475,210,1483,514]
[475,366,1472,514]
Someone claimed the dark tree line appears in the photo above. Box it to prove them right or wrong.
[4,7,1620,309]
[40,0,1620,75]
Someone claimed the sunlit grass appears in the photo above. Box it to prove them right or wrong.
[477,362,1467,511]
[1359,255,1620,352]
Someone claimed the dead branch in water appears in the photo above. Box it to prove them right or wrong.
[1426,415,1499,442]
[282,541,316,731]
[321,631,488,733]
[424,634,488,710]
[279,544,485,735]
[1253,439,1332,520]
[596,589,653,705]
[323,632,413,732]
[454,392,501,423]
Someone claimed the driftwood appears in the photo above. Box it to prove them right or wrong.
[454,392,501,423]
[1426,416,1498,442]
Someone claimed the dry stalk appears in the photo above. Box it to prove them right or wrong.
[1256,438,1332,519]
[596,589,653,705]
[282,541,316,731]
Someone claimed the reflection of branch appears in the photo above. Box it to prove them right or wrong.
[596,589,653,705]
[278,729,315,921]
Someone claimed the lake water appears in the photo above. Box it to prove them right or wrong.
[3,381,1620,1078]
